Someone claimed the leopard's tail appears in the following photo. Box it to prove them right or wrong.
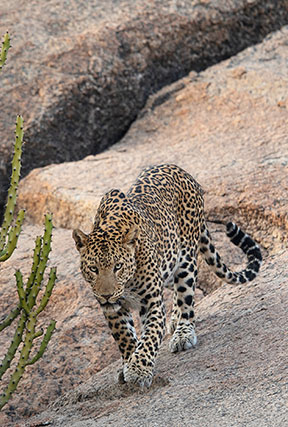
[199,222,262,284]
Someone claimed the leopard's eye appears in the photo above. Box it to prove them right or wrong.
[114,263,123,273]
[89,266,99,274]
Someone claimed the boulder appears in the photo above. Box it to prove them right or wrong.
[26,249,288,426]
[0,224,202,424]
[0,5,287,426]
[18,26,288,252]
[0,226,118,424]
[1,0,288,212]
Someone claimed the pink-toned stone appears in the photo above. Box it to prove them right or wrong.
[0,226,117,424]
[0,224,202,424]
[18,27,288,252]
[1,0,287,214]
[27,249,288,427]
[0,12,287,427]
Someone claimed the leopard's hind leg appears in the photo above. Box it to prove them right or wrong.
[169,247,198,353]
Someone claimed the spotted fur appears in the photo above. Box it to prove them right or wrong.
[73,164,262,387]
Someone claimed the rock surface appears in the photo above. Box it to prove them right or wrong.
[24,249,288,427]
[0,223,204,424]
[0,226,117,425]
[18,26,288,252]
[1,0,288,212]
[0,6,287,427]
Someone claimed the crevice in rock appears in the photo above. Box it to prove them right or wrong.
[1,2,288,217]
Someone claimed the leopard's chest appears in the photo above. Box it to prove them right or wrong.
[122,289,142,311]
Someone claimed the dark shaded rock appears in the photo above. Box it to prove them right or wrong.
[18,26,288,255]
[1,0,288,213]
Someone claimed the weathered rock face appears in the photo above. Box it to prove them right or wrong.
[0,223,203,425]
[25,249,288,427]
[0,226,118,425]
[1,0,288,213]
[0,7,287,427]
[18,26,288,252]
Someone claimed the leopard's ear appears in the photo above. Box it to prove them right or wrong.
[122,225,139,247]
[72,229,88,251]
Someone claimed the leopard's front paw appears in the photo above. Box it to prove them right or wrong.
[169,324,197,353]
[123,357,154,388]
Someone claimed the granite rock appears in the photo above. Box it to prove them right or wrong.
[0,226,117,424]
[1,0,288,212]
[0,5,287,426]
[0,223,203,424]
[25,249,288,426]
[18,26,288,256]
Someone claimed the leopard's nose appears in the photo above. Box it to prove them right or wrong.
[103,294,113,302]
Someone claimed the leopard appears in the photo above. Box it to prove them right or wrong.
[73,164,262,388]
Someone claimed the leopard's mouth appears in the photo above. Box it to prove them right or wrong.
[100,301,115,307]
[100,300,122,313]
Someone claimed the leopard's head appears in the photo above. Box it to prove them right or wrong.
[73,221,139,312]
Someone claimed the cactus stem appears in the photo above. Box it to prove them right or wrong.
[0,305,21,332]
[0,32,10,70]
[26,320,56,366]
[0,312,26,380]
[15,271,29,314]
[0,159,57,410]
[0,113,24,260]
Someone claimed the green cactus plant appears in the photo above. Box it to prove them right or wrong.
[0,114,25,261]
[0,32,24,262]
[0,31,10,70]
[0,215,57,410]
[0,32,57,412]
